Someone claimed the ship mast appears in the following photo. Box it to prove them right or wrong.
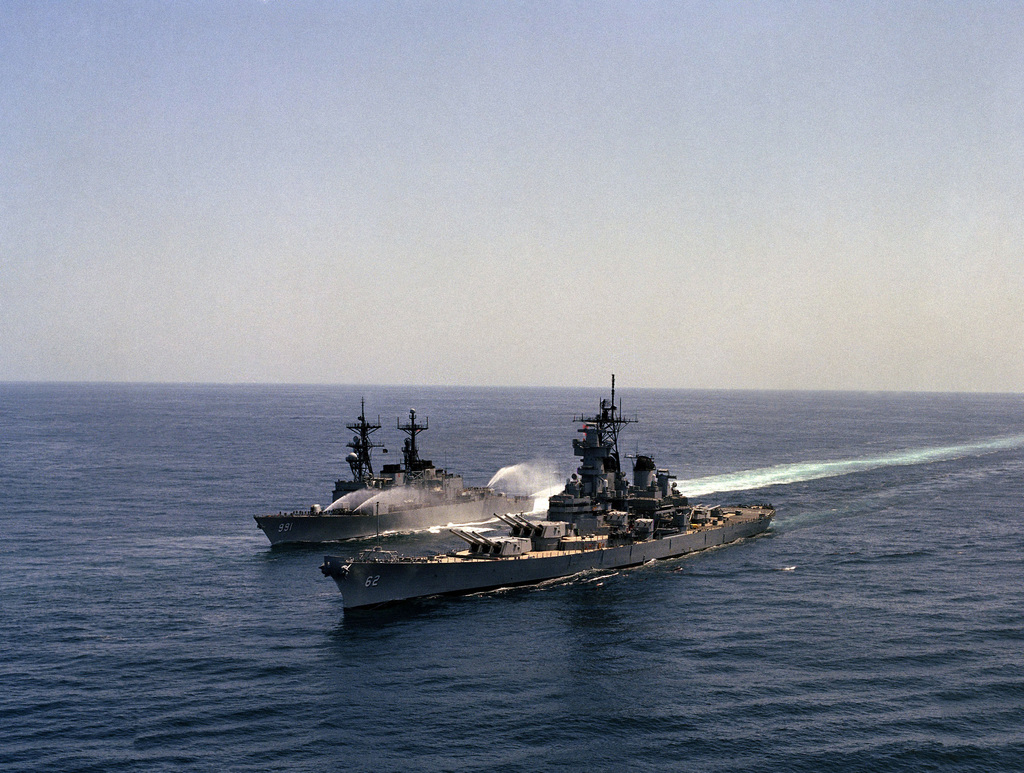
[398,408,428,473]
[345,398,383,483]
[574,374,636,470]
[565,374,638,509]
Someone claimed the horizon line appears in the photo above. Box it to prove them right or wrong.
[1,379,1021,397]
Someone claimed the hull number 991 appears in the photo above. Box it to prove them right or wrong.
[278,522,292,533]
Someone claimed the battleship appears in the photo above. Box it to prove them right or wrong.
[254,401,534,544]
[320,379,774,609]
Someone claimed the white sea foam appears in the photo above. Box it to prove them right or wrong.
[427,518,501,535]
[676,434,1024,497]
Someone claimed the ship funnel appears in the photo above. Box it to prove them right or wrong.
[633,455,656,489]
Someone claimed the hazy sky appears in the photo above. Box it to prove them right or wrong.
[3,1,1022,391]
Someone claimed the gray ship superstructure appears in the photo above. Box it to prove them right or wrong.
[254,402,534,544]
[320,378,774,608]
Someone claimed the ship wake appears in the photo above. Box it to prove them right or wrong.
[676,433,1024,497]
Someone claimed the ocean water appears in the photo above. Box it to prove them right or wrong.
[2,383,1023,772]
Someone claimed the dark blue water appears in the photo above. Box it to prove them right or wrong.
[3,384,1023,772]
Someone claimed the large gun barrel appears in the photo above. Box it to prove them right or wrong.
[451,528,497,548]
[497,512,536,529]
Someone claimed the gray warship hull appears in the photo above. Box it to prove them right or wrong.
[256,493,535,545]
[321,508,771,609]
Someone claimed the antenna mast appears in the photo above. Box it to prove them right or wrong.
[573,374,636,467]
[345,398,383,482]
[397,408,428,472]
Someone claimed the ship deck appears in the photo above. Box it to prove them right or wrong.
[387,514,765,565]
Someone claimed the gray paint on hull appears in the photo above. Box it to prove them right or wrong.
[256,494,535,544]
[325,515,771,609]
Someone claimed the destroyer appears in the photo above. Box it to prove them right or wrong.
[321,379,774,608]
[254,401,534,544]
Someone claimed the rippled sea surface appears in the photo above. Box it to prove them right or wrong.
[3,384,1023,772]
